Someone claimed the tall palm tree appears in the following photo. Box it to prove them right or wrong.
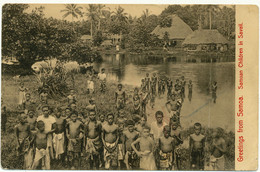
[111,6,128,42]
[60,4,83,31]
[85,4,98,37]
[96,4,110,31]
[61,4,83,21]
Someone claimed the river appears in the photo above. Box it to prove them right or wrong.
[93,53,235,131]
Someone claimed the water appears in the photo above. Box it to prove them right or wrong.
[94,53,235,131]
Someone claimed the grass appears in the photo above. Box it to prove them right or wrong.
[1,73,234,170]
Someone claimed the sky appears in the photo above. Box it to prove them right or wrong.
[25,4,170,21]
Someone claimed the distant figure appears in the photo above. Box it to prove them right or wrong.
[166,78,173,99]
[189,123,205,170]
[115,84,126,112]
[144,73,150,91]
[98,68,107,93]
[188,80,193,102]
[18,82,27,110]
[180,76,186,100]
[151,73,157,96]
[212,82,217,103]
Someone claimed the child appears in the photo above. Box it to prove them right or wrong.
[212,81,217,103]
[53,108,67,161]
[86,98,97,114]
[70,103,77,113]
[15,113,33,169]
[140,90,149,115]
[180,76,186,99]
[189,123,205,170]
[150,73,157,96]
[102,113,119,170]
[124,120,139,170]
[158,125,175,170]
[67,89,77,105]
[135,116,147,135]
[161,77,166,95]
[188,80,193,102]
[66,112,84,169]
[115,84,126,111]
[170,118,183,170]
[174,79,182,92]
[18,82,27,109]
[144,73,150,91]
[84,110,103,170]
[131,125,157,170]
[31,121,52,170]
[87,77,95,94]
[133,88,141,115]
[23,93,35,114]
[27,110,37,131]
[166,78,173,99]
[98,68,107,93]
[99,114,106,125]
[140,79,146,92]
[40,86,48,104]
[166,94,182,122]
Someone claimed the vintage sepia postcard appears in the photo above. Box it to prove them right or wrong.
[1,3,258,171]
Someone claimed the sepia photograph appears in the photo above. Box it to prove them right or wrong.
[1,4,237,170]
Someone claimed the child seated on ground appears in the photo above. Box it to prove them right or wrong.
[158,125,175,170]
[131,125,157,170]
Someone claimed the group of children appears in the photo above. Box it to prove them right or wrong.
[10,68,225,170]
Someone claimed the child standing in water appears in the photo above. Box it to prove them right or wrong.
[131,125,157,170]
[188,80,193,102]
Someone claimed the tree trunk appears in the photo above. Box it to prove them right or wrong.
[209,10,212,30]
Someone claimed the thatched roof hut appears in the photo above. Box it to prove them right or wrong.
[182,29,229,51]
[101,40,113,47]
[151,15,193,40]
[183,29,229,45]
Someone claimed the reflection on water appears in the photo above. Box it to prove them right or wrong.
[93,53,235,131]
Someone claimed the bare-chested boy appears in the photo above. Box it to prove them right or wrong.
[133,88,141,115]
[27,110,37,131]
[102,113,119,170]
[158,125,175,170]
[188,80,193,102]
[53,108,67,161]
[84,110,103,170]
[166,78,173,99]
[115,84,126,111]
[124,120,139,170]
[15,113,33,169]
[66,112,84,169]
[170,117,183,170]
[210,128,226,170]
[23,93,35,114]
[31,120,53,170]
[131,125,157,170]
[189,123,205,170]
[150,73,157,96]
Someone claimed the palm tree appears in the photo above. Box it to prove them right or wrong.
[96,4,110,31]
[85,4,98,37]
[142,9,150,20]
[111,6,128,42]
[60,4,83,31]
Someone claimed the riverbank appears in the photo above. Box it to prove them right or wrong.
[1,73,234,170]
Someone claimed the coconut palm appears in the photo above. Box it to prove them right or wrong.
[96,4,110,31]
[60,4,83,31]
[111,6,128,42]
[85,4,98,37]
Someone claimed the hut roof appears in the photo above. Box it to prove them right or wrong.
[151,14,193,40]
[81,35,93,40]
[101,40,113,46]
[182,29,229,45]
